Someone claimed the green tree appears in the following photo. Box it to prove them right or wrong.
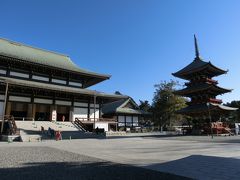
[139,100,151,112]
[225,101,240,122]
[139,100,152,126]
[152,80,187,130]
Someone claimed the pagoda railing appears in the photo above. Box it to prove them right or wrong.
[206,78,218,84]
[185,78,218,86]
[209,98,222,104]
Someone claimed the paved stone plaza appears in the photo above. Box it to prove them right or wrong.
[1,135,240,179]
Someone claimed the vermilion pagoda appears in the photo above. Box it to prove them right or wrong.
[172,36,237,123]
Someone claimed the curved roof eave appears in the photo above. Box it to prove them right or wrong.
[172,58,227,79]
[174,84,232,96]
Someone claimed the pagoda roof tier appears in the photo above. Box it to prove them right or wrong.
[172,58,227,80]
[177,103,238,115]
[172,36,227,80]
[174,83,231,96]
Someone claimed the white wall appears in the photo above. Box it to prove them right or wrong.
[73,107,88,121]
[90,109,99,119]
[55,100,71,106]
[9,96,31,102]
[32,75,49,82]
[74,102,88,107]
[34,98,53,104]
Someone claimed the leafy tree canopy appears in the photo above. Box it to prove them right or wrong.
[152,80,187,128]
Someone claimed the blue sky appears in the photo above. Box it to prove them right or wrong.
[1,0,240,104]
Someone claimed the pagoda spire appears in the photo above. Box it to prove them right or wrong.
[194,34,200,60]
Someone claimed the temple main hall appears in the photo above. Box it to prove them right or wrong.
[0,37,147,137]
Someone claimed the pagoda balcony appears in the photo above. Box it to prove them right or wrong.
[185,78,218,87]
[208,98,222,104]
[206,78,218,85]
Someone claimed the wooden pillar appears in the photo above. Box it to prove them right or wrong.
[99,100,102,119]
[116,116,118,131]
[93,94,96,129]
[32,104,36,121]
[27,104,33,120]
[132,116,134,128]
[124,115,126,130]
[5,102,11,116]
[87,99,90,119]
[70,96,74,122]
[1,82,9,134]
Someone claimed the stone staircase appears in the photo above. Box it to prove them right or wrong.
[15,121,90,141]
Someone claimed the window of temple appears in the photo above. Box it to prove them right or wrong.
[10,71,29,78]
[0,69,6,75]
[52,78,67,85]
[32,75,49,82]
[69,81,82,87]
[118,116,125,127]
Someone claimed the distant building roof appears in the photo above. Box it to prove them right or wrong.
[102,98,151,115]
[0,38,111,79]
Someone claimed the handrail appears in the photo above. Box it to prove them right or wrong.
[74,118,88,132]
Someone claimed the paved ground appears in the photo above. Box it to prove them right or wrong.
[0,146,188,180]
[1,135,240,179]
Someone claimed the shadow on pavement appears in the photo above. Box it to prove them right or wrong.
[146,155,240,180]
[0,161,191,180]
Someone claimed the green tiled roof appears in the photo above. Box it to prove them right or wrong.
[0,38,110,78]
[102,98,151,115]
